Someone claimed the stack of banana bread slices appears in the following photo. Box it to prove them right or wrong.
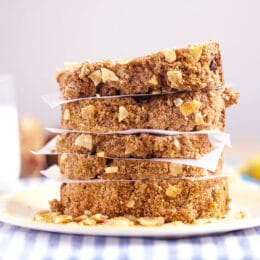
[50,41,239,223]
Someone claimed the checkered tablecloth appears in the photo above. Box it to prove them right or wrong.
[0,179,260,260]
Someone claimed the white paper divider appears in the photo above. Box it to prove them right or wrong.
[42,87,223,108]
[34,134,226,171]
[45,127,231,146]
[42,92,184,109]
[41,165,227,183]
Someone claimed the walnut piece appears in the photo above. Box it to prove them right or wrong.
[166,185,182,198]
[173,98,183,107]
[63,109,70,120]
[74,134,93,150]
[195,112,205,125]
[73,215,88,223]
[167,70,183,88]
[79,64,91,79]
[169,164,182,177]
[81,105,95,119]
[118,106,129,122]
[179,100,202,116]
[138,217,165,226]
[101,68,119,83]
[126,200,135,208]
[152,90,161,94]
[148,75,158,85]
[161,48,176,63]
[54,215,73,224]
[88,70,102,86]
[107,217,134,227]
[189,45,203,61]
[96,151,105,157]
[82,217,97,226]
[34,211,61,223]
[91,214,108,223]
[105,166,118,174]
[201,168,209,176]
[173,138,181,149]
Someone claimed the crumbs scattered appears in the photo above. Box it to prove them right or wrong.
[33,208,247,228]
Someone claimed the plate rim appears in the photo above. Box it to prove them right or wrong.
[0,180,259,238]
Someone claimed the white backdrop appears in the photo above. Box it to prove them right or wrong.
[0,0,259,148]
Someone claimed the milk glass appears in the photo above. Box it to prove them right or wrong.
[0,76,20,191]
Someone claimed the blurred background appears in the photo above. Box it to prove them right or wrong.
[0,0,259,177]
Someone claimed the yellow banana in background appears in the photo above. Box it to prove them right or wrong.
[241,154,260,180]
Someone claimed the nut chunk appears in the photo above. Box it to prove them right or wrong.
[54,215,73,224]
[167,70,183,88]
[74,134,93,150]
[138,217,165,226]
[79,64,90,79]
[161,48,176,63]
[118,106,129,122]
[148,75,158,85]
[101,68,119,83]
[105,166,118,174]
[166,185,182,198]
[173,98,183,107]
[63,109,70,120]
[189,45,203,61]
[126,200,135,208]
[179,100,202,116]
[81,105,95,119]
[88,70,102,86]
[195,113,205,125]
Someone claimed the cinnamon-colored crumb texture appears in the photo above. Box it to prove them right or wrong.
[61,88,239,132]
[50,177,229,223]
[57,41,224,99]
[58,154,223,180]
[56,133,213,159]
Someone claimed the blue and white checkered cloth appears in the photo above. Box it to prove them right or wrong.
[0,178,260,260]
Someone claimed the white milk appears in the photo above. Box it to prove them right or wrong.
[0,105,20,191]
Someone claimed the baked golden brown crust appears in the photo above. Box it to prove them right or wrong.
[58,154,223,180]
[56,133,213,159]
[57,41,224,99]
[61,88,239,132]
[50,177,229,223]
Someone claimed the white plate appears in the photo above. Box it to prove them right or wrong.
[0,180,259,238]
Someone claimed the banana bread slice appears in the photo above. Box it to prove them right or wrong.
[56,133,213,159]
[50,176,229,223]
[61,87,239,132]
[58,154,223,180]
[57,41,224,99]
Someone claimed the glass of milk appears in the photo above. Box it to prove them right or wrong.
[0,76,20,191]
